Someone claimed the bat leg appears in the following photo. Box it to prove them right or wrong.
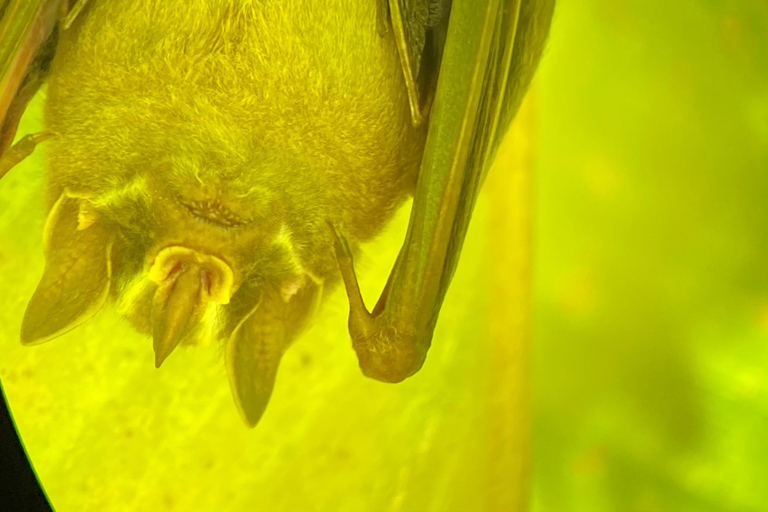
[62,0,90,29]
[0,131,57,181]
[387,0,429,127]
[328,222,427,383]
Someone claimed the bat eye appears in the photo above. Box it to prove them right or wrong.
[181,199,249,227]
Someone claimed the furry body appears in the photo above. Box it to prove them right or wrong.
[43,0,425,341]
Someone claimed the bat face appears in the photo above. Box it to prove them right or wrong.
[19,0,426,425]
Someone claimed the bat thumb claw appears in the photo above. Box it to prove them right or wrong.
[327,220,373,318]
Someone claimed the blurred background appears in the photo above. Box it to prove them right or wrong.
[533,0,768,509]
[0,0,766,510]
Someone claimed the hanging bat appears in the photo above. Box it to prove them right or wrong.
[0,0,554,427]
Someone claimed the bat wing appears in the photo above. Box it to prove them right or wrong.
[0,0,75,181]
[331,0,554,382]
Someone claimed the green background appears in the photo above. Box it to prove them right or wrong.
[534,0,768,509]
[1,0,767,510]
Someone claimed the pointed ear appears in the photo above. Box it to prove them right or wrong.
[226,308,285,428]
[21,193,112,345]
[226,282,322,427]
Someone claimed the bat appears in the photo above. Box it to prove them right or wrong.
[0,0,554,427]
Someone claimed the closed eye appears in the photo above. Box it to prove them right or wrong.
[180,199,250,228]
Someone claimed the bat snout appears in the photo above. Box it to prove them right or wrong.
[148,246,235,305]
[147,246,236,367]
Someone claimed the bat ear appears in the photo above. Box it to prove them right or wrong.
[226,282,322,427]
[226,308,285,428]
[21,193,112,345]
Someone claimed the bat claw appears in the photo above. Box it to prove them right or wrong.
[326,220,371,320]
[0,131,58,181]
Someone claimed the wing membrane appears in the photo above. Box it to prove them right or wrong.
[332,0,554,382]
[0,0,60,155]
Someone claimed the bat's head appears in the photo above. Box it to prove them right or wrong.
[21,157,319,367]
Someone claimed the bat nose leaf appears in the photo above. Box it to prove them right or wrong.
[151,261,207,368]
[148,246,234,304]
[148,246,236,367]
[21,193,112,345]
